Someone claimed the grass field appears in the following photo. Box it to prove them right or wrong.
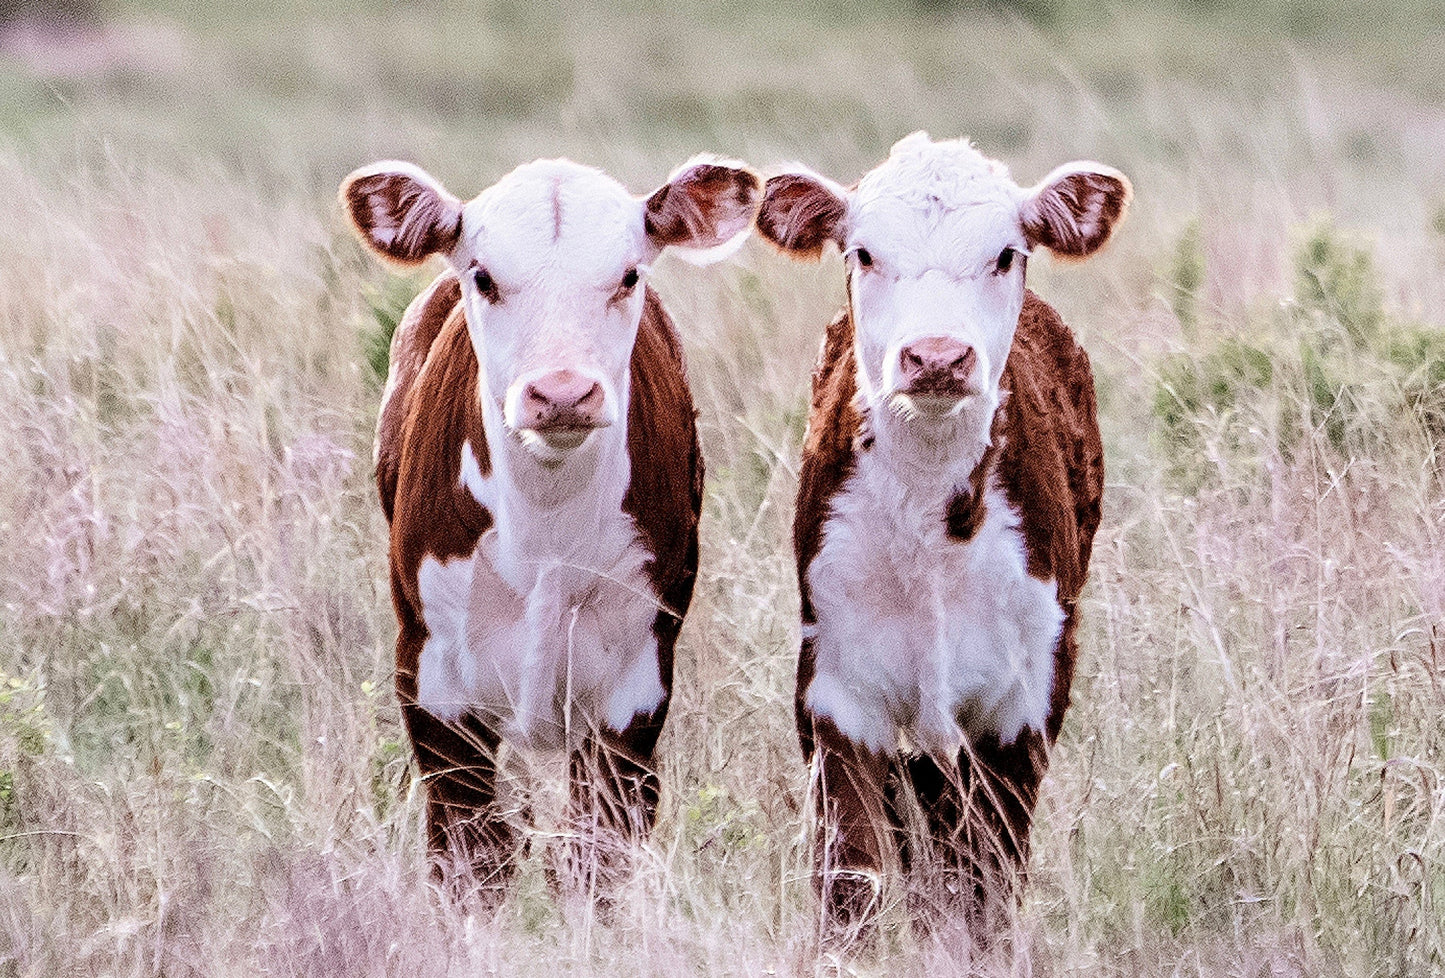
[3,1,1445,973]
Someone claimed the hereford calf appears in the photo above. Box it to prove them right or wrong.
[755,133,1128,934]
[341,156,760,901]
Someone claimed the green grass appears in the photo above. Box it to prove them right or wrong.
[2,1,1445,974]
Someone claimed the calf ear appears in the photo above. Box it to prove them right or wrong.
[644,157,762,265]
[340,161,463,266]
[1022,162,1131,260]
[754,170,848,261]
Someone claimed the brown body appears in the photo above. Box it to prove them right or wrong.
[794,291,1104,926]
[379,271,703,893]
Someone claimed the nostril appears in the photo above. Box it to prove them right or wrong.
[948,347,977,377]
[575,382,604,414]
[520,371,606,428]
[900,347,932,380]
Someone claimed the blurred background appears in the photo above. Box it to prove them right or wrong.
[3,1,1445,974]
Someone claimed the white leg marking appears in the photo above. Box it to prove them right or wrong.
[605,633,666,733]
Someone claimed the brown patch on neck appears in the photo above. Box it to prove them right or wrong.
[944,406,1006,542]
[994,289,1106,741]
[375,271,465,523]
[612,285,706,714]
[792,307,864,758]
[794,309,864,602]
[387,299,494,638]
[622,287,704,607]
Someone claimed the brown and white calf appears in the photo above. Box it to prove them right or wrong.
[341,156,760,899]
[755,133,1128,932]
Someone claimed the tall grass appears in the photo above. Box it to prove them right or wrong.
[2,1,1444,974]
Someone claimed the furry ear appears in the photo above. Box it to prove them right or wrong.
[644,157,762,266]
[754,170,848,261]
[340,161,463,266]
[1021,162,1131,260]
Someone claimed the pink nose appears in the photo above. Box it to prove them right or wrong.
[520,370,606,430]
[898,337,978,398]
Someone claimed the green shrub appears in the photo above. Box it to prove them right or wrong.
[1152,217,1445,492]
[360,275,428,387]
[1293,216,1385,348]
[0,671,51,759]
[0,669,54,849]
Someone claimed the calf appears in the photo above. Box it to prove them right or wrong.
[341,155,760,902]
[755,133,1128,935]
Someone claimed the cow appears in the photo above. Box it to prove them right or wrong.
[754,132,1129,938]
[340,155,761,905]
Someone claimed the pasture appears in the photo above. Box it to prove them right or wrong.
[2,0,1444,973]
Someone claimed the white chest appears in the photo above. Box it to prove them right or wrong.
[412,440,665,749]
[804,454,1063,756]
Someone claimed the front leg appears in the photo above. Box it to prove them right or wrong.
[806,712,897,937]
[552,710,667,913]
[397,688,524,908]
[955,728,1047,916]
[553,619,675,908]
[902,727,1047,934]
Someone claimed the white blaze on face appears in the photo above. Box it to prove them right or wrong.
[846,135,1028,439]
[456,162,649,454]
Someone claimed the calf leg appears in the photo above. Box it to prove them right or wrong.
[898,729,1047,937]
[393,577,525,908]
[554,710,666,908]
[957,729,1046,906]
[809,714,897,936]
[401,701,524,906]
[554,604,679,911]
[899,750,968,928]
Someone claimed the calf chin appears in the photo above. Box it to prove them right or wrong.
[888,391,976,423]
[517,425,601,462]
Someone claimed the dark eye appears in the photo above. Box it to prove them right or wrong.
[853,247,874,269]
[620,267,639,290]
[472,264,500,302]
[995,246,1024,275]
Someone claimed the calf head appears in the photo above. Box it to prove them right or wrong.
[343,156,760,464]
[757,132,1129,454]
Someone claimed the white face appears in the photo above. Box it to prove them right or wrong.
[453,161,653,458]
[844,135,1030,424]
[342,155,761,463]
